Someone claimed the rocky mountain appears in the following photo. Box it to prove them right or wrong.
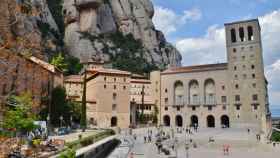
[0,0,182,73]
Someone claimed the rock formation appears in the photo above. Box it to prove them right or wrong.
[63,0,182,68]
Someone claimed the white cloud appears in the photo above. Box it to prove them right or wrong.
[182,8,202,21]
[153,6,202,36]
[174,9,280,105]
[175,25,226,65]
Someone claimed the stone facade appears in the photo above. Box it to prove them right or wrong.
[0,49,63,121]
[151,19,271,136]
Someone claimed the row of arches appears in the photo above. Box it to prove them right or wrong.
[230,26,254,43]
[174,79,215,105]
[163,115,230,128]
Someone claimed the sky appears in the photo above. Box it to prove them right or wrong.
[151,0,280,108]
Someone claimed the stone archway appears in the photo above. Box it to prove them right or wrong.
[191,115,198,127]
[207,115,215,128]
[111,117,118,127]
[221,115,230,128]
[163,115,170,126]
[175,115,183,127]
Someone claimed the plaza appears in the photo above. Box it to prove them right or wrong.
[111,127,280,158]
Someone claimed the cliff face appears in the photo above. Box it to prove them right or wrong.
[0,0,61,59]
[0,0,182,70]
[63,0,182,68]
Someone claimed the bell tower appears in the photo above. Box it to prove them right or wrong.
[224,19,271,134]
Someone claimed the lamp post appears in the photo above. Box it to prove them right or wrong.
[185,143,190,158]
[60,116,63,128]
[47,115,50,136]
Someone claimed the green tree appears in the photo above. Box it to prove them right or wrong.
[3,93,38,135]
[65,56,83,75]
[68,101,82,124]
[51,53,68,72]
[50,86,70,127]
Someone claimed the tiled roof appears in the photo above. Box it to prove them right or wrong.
[130,78,151,84]
[65,75,83,83]
[29,56,62,73]
[162,63,228,75]
[87,68,131,76]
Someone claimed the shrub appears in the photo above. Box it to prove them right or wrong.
[271,131,280,142]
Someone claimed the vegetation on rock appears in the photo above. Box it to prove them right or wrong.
[82,31,159,75]
[51,53,83,75]
[46,0,65,35]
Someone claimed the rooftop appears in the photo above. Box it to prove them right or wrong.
[65,75,83,83]
[162,63,228,75]
[87,68,131,76]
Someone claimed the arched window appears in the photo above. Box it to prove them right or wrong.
[174,81,184,105]
[239,27,245,42]
[248,26,254,41]
[231,29,237,43]
[189,80,199,105]
[204,79,216,105]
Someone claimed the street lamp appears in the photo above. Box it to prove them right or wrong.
[185,143,190,158]
[60,116,63,128]
[47,114,50,136]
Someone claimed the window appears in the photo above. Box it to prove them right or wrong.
[114,78,116,82]
[252,74,256,79]
[222,106,227,110]
[113,93,117,100]
[242,56,245,60]
[104,85,107,89]
[165,98,168,104]
[243,74,247,79]
[234,66,237,70]
[239,27,245,41]
[237,114,240,118]
[252,94,258,101]
[222,86,225,90]
[114,85,117,89]
[192,106,196,111]
[251,65,255,69]
[254,105,258,110]
[241,47,245,51]
[235,95,240,101]
[233,48,236,52]
[104,77,106,81]
[112,104,117,111]
[165,107,168,111]
[208,106,212,111]
[231,29,237,43]
[248,26,254,41]
[252,83,256,88]
[249,46,254,51]
[234,74,238,79]
[243,65,246,69]
[165,89,168,93]
[124,78,126,82]
[235,84,239,89]
[236,105,241,110]
[123,86,126,90]
[221,96,227,103]
[177,107,180,111]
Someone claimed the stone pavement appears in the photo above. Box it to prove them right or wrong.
[113,127,280,158]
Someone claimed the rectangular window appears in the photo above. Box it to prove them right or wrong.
[236,105,241,110]
[177,107,180,111]
[112,104,117,111]
[165,98,168,104]
[221,96,227,103]
[208,106,212,111]
[252,94,258,101]
[165,107,168,111]
[192,106,196,111]
[235,95,240,101]
[254,105,258,110]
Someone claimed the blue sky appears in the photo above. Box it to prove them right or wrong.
[151,0,280,107]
